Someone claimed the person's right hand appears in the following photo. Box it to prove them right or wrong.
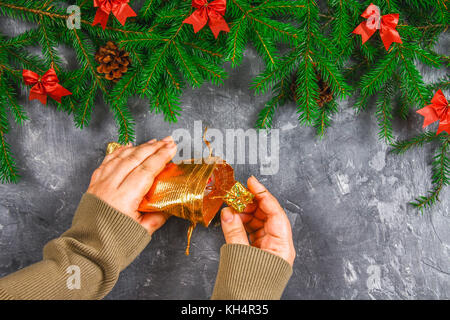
[220,176,296,266]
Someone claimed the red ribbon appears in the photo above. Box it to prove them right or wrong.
[22,68,72,105]
[183,0,230,39]
[417,90,449,135]
[92,0,137,30]
[352,3,402,51]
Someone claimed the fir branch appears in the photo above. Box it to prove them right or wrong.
[0,1,148,36]
[251,47,301,94]
[0,100,19,183]
[38,17,62,71]
[314,99,338,137]
[360,53,397,97]
[397,46,430,107]
[375,83,394,143]
[256,77,289,129]
[390,131,439,154]
[411,137,449,211]
[74,80,97,129]
[225,0,303,67]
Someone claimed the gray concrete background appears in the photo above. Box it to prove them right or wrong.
[0,16,449,300]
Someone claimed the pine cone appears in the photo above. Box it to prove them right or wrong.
[315,72,333,107]
[95,41,131,83]
[290,70,333,107]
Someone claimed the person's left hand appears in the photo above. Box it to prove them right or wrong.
[87,136,177,235]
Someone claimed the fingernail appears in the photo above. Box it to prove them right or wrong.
[222,208,234,223]
[161,136,173,142]
[147,139,156,144]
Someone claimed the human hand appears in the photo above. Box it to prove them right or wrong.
[87,136,177,235]
[220,176,295,266]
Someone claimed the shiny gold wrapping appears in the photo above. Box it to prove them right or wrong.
[138,157,235,227]
[105,142,255,255]
[106,142,122,155]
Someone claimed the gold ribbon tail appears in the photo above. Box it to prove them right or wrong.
[185,223,196,256]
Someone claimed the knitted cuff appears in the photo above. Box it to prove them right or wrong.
[211,244,293,300]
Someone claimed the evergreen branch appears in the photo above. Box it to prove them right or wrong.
[70,29,107,93]
[182,42,223,58]
[256,78,289,129]
[312,48,351,99]
[360,53,397,97]
[375,83,394,143]
[251,47,300,94]
[0,29,38,49]
[171,41,201,87]
[109,99,135,144]
[140,45,170,94]
[0,130,18,183]
[397,83,413,120]
[140,0,161,18]
[296,55,320,125]
[2,84,28,124]
[314,99,339,137]
[74,80,97,128]
[251,26,276,66]
[0,1,147,35]
[5,48,46,74]
[39,17,61,71]
[164,64,182,91]
[247,2,305,14]
[426,76,450,92]
[227,15,248,66]
[390,131,439,154]
[0,102,18,183]
[411,138,449,211]
[400,42,442,68]
[398,46,429,107]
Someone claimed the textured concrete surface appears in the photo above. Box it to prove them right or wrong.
[0,17,449,300]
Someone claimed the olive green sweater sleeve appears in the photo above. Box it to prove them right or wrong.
[211,244,293,300]
[0,193,151,300]
[0,194,292,300]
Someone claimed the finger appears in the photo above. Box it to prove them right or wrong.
[249,227,265,244]
[243,201,257,213]
[247,176,285,217]
[139,212,170,235]
[114,139,162,165]
[104,139,171,185]
[101,143,133,166]
[242,213,265,232]
[220,207,249,245]
[237,213,256,234]
[120,141,177,196]
[238,212,253,224]
[251,237,263,248]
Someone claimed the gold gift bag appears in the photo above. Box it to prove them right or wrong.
[106,143,255,255]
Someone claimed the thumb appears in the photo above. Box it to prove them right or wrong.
[220,207,249,245]
[139,212,170,235]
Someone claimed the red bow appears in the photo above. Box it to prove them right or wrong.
[352,3,402,51]
[417,90,449,135]
[92,0,137,30]
[22,68,72,105]
[183,0,230,39]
